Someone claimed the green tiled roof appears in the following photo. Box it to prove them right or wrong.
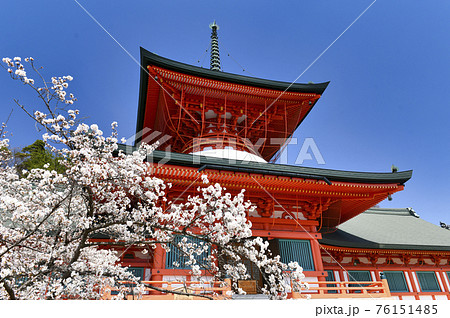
[320,208,450,251]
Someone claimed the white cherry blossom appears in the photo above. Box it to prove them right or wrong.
[0,57,306,300]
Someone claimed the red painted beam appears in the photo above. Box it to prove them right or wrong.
[252,229,321,240]
[248,216,319,226]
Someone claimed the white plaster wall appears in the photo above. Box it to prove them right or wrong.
[435,295,448,300]
[411,272,420,292]
[304,276,319,293]
[334,271,340,282]
[404,271,413,292]
[436,272,444,292]
[443,271,450,290]
[401,296,416,300]
[192,148,267,163]
[342,271,348,281]
[144,268,151,281]
[419,295,433,300]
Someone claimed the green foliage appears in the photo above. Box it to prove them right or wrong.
[16,140,66,175]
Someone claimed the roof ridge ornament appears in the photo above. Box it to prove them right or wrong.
[407,207,420,218]
[209,21,221,71]
[440,221,450,230]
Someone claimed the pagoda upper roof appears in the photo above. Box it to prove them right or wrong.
[320,208,450,251]
[138,47,329,94]
[136,47,330,150]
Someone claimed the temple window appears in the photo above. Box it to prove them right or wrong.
[383,271,409,292]
[348,270,372,292]
[416,271,441,292]
[325,270,337,294]
[165,236,210,269]
[277,239,315,271]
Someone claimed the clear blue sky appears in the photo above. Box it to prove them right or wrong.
[1,1,449,226]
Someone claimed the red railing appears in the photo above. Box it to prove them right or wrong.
[102,278,390,300]
[102,278,232,300]
[294,279,391,299]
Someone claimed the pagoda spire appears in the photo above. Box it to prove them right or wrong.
[209,21,221,71]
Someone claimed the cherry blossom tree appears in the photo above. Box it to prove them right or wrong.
[0,57,306,300]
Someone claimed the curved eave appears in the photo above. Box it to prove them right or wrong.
[320,235,450,252]
[140,47,329,94]
[136,48,329,141]
[152,150,412,185]
[118,146,413,185]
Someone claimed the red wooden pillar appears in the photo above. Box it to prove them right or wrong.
[310,239,326,288]
[151,244,165,280]
[310,239,324,272]
[149,244,165,295]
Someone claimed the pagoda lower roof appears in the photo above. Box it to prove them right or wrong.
[117,146,411,225]
[117,146,412,185]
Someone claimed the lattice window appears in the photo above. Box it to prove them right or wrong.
[416,271,441,292]
[325,270,337,293]
[384,271,409,292]
[165,236,210,269]
[278,239,315,271]
[348,270,372,292]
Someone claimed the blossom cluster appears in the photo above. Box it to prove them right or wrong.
[1,56,76,106]
[50,76,75,103]
[2,57,34,84]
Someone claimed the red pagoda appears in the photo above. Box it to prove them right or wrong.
[113,23,450,300]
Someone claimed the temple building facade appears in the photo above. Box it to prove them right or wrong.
[117,23,450,300]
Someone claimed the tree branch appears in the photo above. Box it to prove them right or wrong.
[142,283,214,300]
[3,280,16,300]
[0,188,73,259]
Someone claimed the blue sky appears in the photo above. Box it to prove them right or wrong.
[1,1,449,226]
